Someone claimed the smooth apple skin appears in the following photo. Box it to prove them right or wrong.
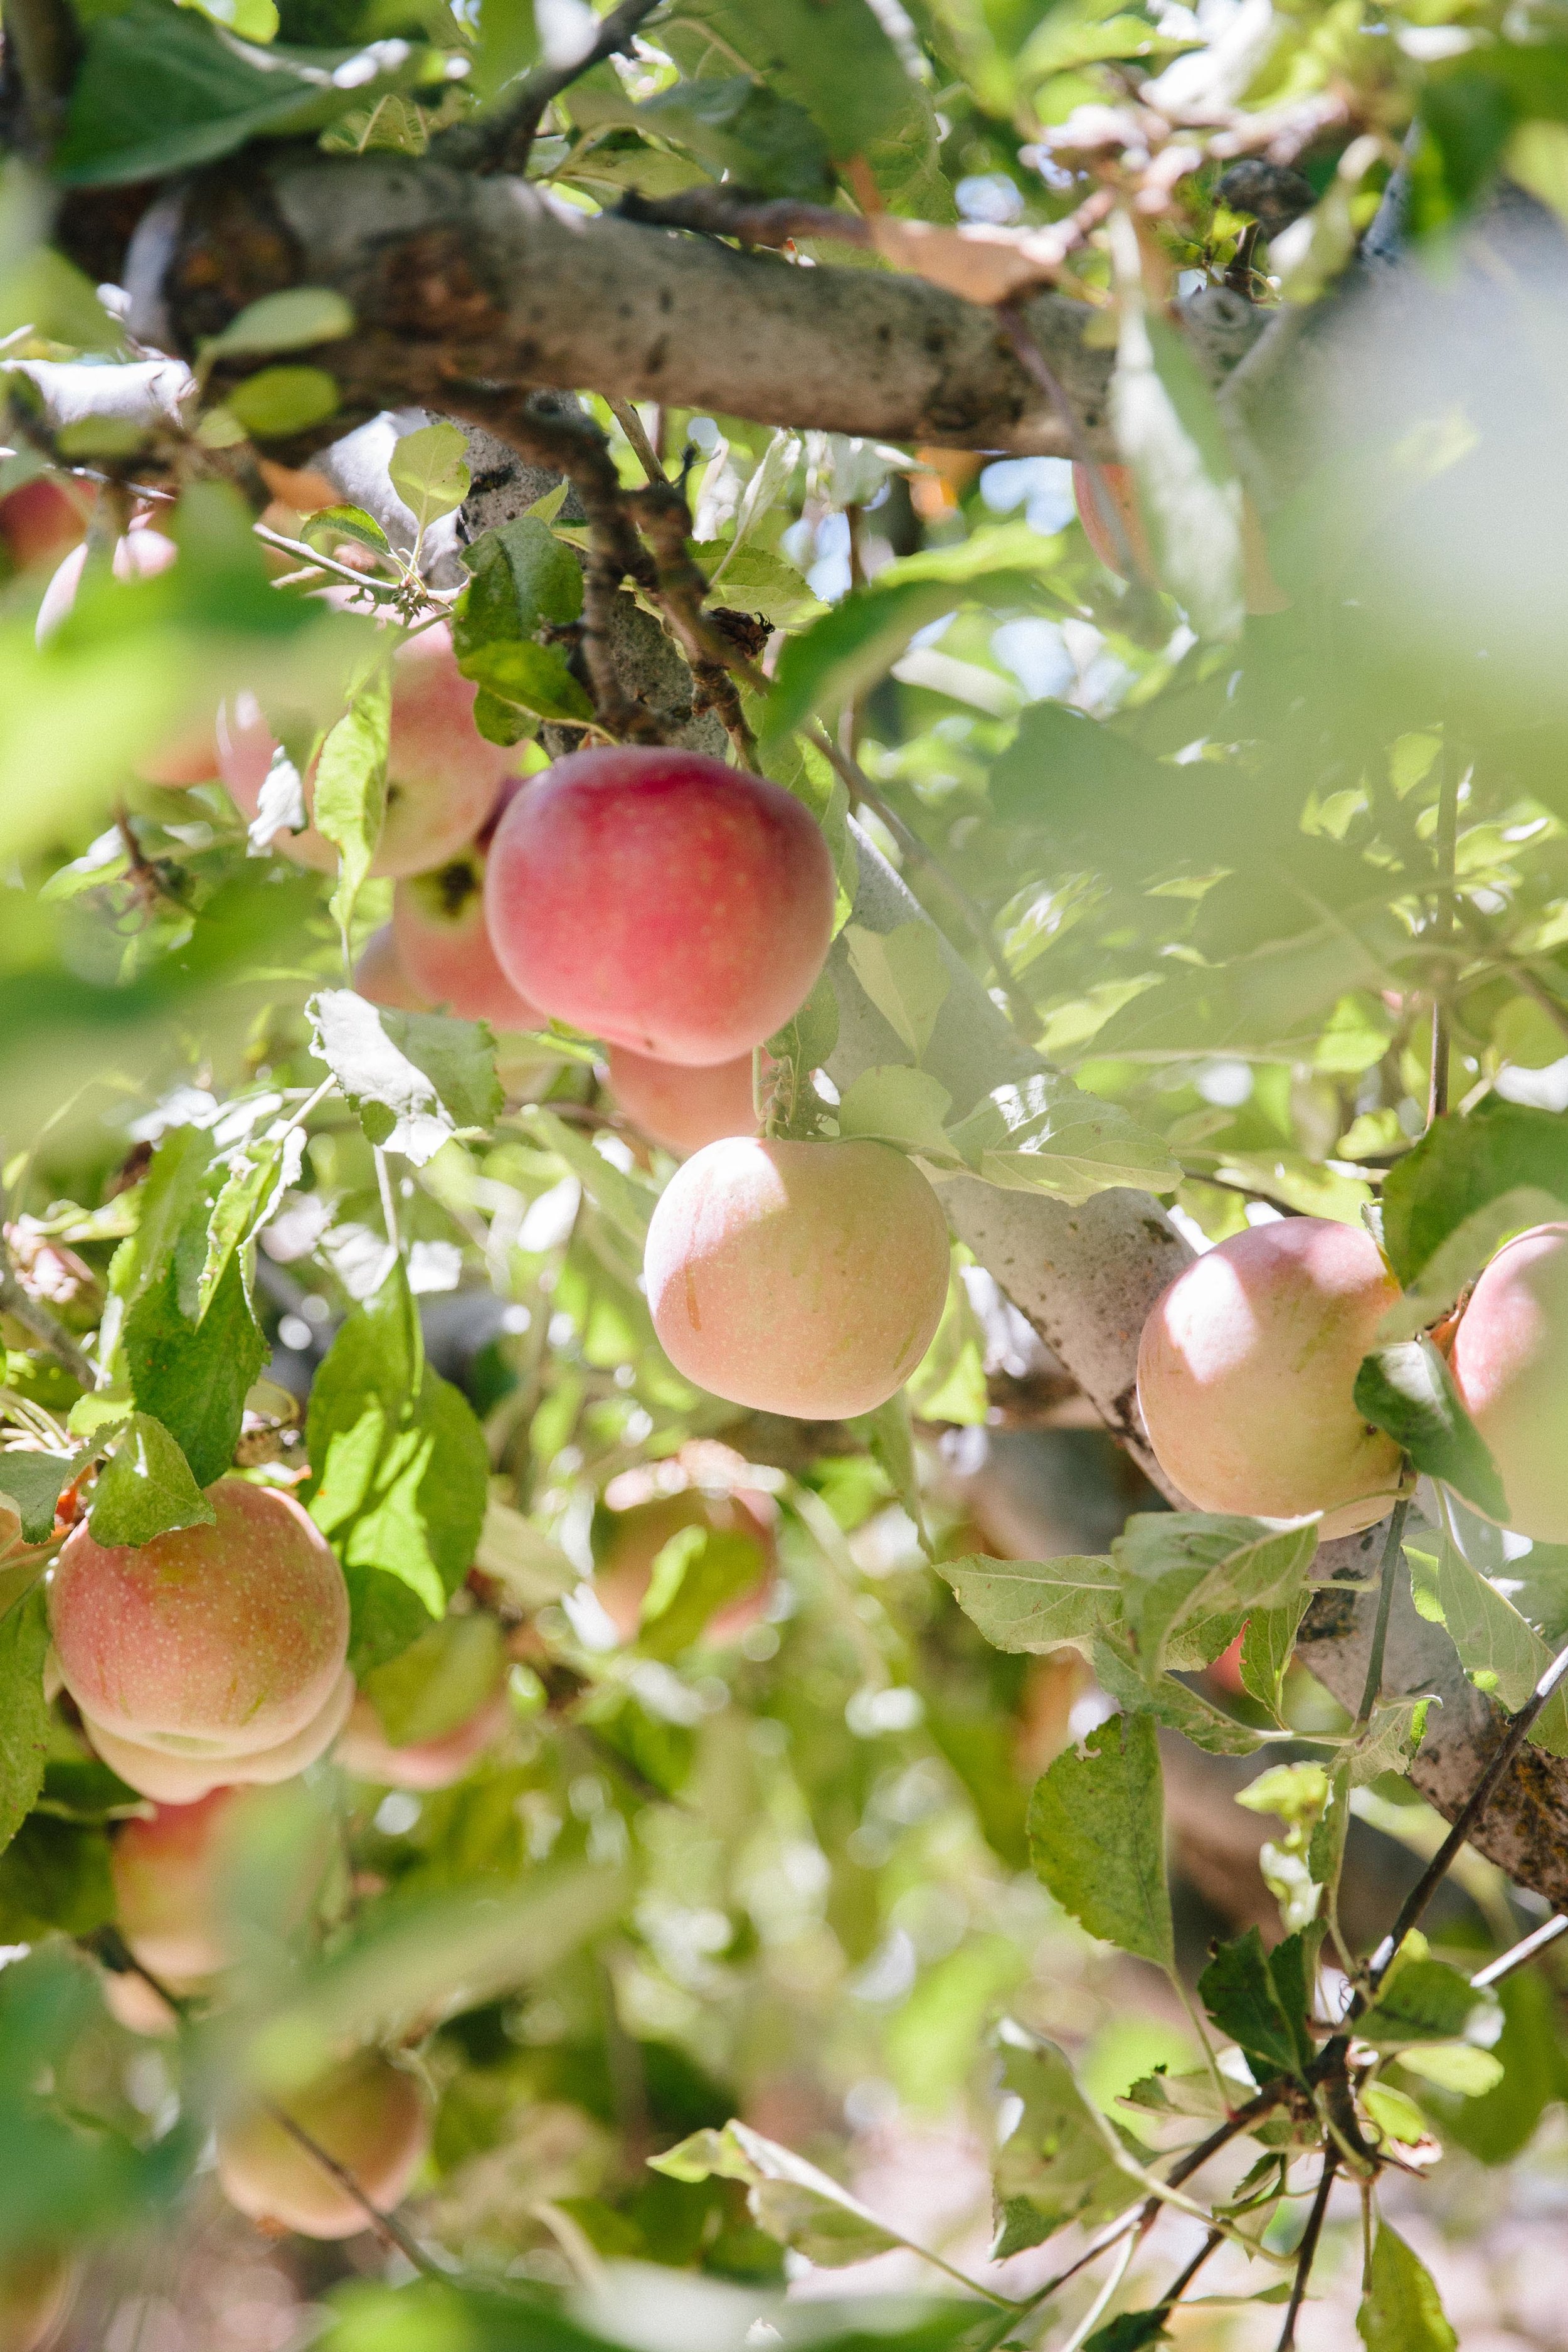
[484,747,836,1065]
[50,1479,351,1799]
[1136,1217,1404,1537]
[606,1046,760,1154]
[393,848,543,1029]
[218,621,516,878]
[217,2049,432,2240]
[1450,1222,1568,1542]
[354,924,431,1012]
[644,1137,951,1420]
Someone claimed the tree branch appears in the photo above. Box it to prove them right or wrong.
[117,158,1267,461]
[462,0,665,178]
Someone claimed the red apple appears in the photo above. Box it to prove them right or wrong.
[354,924,430,1012]
[606,1045,760,1154]
[484,747,835,1065]
[1,474,85,571]
[393,847,543,1030]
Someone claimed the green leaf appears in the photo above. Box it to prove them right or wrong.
[946,1073,1180,1205]
[204,287,354,357]
[304,1259,489,1671]
[225,365,341,439]
[1404,1531,1568,1753]
[836,1065,955,1159]
[1375,1186,1568,1342]
[123,1248,268,1490]
[1357,2222,1457,2351]
[633,76,835,201]
[1092,1633,1265,1756]
[990,2032,1143,2256]
[198,1125,305,1318]
[456,516,583,646]
[1112,1513,1318,1686]
[309,990,502,1166]
[0,1450,90,1545]
[939,1552,1121,1652]
[87,1413,217,1547]
[1362,2081,1431,2147]
[765,574,1041,739]
[1380,1101,1568,1286]
[1027,1711,1174,1969]
[1354,1338,1507,1521]
[1082,2315,1172,2352]
[1239,1589,1311,1719]
[692,542,824,625]
[1360,1954,1496,2048]
[55,1,445,186]
[768,970,840,1073]
[842,922,951,1062]
[0,1813,113,1939]
[662,0,950,213]
[0,1589,51,1858]
[650,2121,904,2267]
[1197,1927,1315,2084]
[388,423,471,538]
[522,1107,657,1246]
[1433,1968,1558,2161]
[458,636,595,725]
[361,1611,505,1746]
[315,667,391,951]
[638,1523,766,1660]
[300,505,393,561]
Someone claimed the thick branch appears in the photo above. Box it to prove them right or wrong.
[119,159,1264,459]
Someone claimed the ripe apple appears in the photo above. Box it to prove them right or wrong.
[354,924,430,1012]
[1449,1222,1568,1542]
[644,1137,951,1419]
[605,1046,760,1155]
[336,1611,511,1791]
[393,847,543,1030]
[1137,1217,1404,1535]
[218,621,517,878]
[484,747,835,1064]
[217,2048,431,2239]
[50,1478,352,1803]
[0,473,85,571]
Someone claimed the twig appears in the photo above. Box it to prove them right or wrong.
[482,0,664,177]
[1275,2151,1338,2351]
[264,2100,448,2276]
[373,1145,402,1256]
[1058,2229,1136,2352]
[1471,1910,1568,1989]
[1167,2229,1224,2303]
[606,399,665,485]
[1428,749,1459,1126]
[1365,1626,1568,1987]
[1354,1496,1410,1727]
[617,186,873,251]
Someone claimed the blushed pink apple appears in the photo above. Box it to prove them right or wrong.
[1136,1217,1404,1535]
[606,1046,760,1154]
[393,847,542,1029]
[1449,1222,1568,1542]
[644,1138,950,1419]
[50,1478,352,1803]
[217,2048,431,2239]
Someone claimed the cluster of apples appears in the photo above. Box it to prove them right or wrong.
[215,617,953,1426]
[1137,1214,1568,1545]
